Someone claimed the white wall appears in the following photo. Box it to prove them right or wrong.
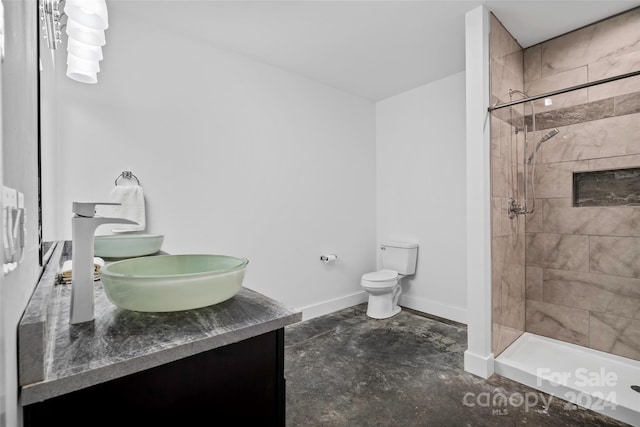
[42,3,376,316]
[376,71,467,324]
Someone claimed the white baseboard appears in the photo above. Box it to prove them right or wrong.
[464,350,495,379]
[296,291,368,321]
[399,294,467,324]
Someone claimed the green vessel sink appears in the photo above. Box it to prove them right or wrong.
[94,234,164,258]
[100,254,248,312]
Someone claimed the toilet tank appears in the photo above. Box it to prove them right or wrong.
[380,240,418,275]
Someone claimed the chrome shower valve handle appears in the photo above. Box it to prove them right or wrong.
[507,198,526,219]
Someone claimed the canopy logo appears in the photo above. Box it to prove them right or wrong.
[462,388,553,415]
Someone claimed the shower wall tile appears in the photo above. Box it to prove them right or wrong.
[525,233,546,267]
[491,155,509,198]
[589,153,640,170]
[511,163,524,202]
[539,7,640,77]
[493,324,524,357]
[511,128,524,165]
[523,130,536,165]
[614,91,640,116]
[501,119,515,164]
[507,106,525,130]
[546,234,589,272]
[492,261,502,323]
[526,233,589,272]
[503,50,524,89]
[490,13,524,105]
[490,12,526,355]
[493,232,525,268]
[588,50,640,102]
[526,300,589,346]
[491,99,524,125]
[507,48,524,73]
[524,98,614,132]
[590,236,640,279]
[589,312,640,360]
[492,198,502,237]
[534,160,589,198]
[515,229,526,267]
[541,113,640,163]
[501,263,526,330]
[490,14,522,61]
[523,44,541,82]
[525,266,543,301]
[491,58,526,104]
[521,93,640,134]
[492,236,508,269]
[524,67,588,113]
[543,269,640,320]
[525,198,543,233]
[492,198,516,238]
[491,115,502,158]
[542,198,640,237]
[513,213,526,246]
[540,198,574,233]
[491,95,508,121]
[501,198,515,237]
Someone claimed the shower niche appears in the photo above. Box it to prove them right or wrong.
[573,167,640,207]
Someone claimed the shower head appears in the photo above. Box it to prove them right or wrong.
[527,128,560,164]
[540,128,560,143]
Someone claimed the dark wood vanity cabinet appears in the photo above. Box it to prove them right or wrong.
[23,329,286,427]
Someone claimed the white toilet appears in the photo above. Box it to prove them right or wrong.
[361,240,418,319]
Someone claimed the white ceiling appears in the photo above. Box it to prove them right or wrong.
[112,0,640,101]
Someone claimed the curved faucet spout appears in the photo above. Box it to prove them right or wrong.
[70,202,138,324]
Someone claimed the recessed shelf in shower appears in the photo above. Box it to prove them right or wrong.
[573,167,640,207]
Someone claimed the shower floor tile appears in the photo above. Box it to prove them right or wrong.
[284,304,630,426]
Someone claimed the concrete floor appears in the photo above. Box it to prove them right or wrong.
[284,304,630,427]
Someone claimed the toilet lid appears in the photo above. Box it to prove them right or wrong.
[362,269,398,282]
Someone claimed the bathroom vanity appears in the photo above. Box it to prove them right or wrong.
[18,242,301,427]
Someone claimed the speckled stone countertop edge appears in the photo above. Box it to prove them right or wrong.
[19,241,302,406]
[18,242,64,386]
[20,313,300,405]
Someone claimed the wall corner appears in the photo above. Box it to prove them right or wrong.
[464,4,493,376]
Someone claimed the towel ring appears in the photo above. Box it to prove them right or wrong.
[115,171,140,186]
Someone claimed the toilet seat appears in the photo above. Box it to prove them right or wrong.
[361,270,398,289]
[362,269,397,282]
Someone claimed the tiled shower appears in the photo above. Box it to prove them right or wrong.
[490,7,640,361]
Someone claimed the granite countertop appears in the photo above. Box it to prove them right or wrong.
[19,241,301,405]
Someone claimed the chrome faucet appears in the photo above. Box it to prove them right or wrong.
[70,202,137,324]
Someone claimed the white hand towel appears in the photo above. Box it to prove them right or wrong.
[108,184,146,233]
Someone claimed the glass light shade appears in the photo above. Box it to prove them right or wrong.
[67,38,103,61]
[67,53,101,73]
[66,18,106,46]
[64,0,108,30]
[67,67,98,84]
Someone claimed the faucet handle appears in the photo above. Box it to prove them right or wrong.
[72,202,121,217]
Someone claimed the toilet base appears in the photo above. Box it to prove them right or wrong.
[365,293,402,319]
